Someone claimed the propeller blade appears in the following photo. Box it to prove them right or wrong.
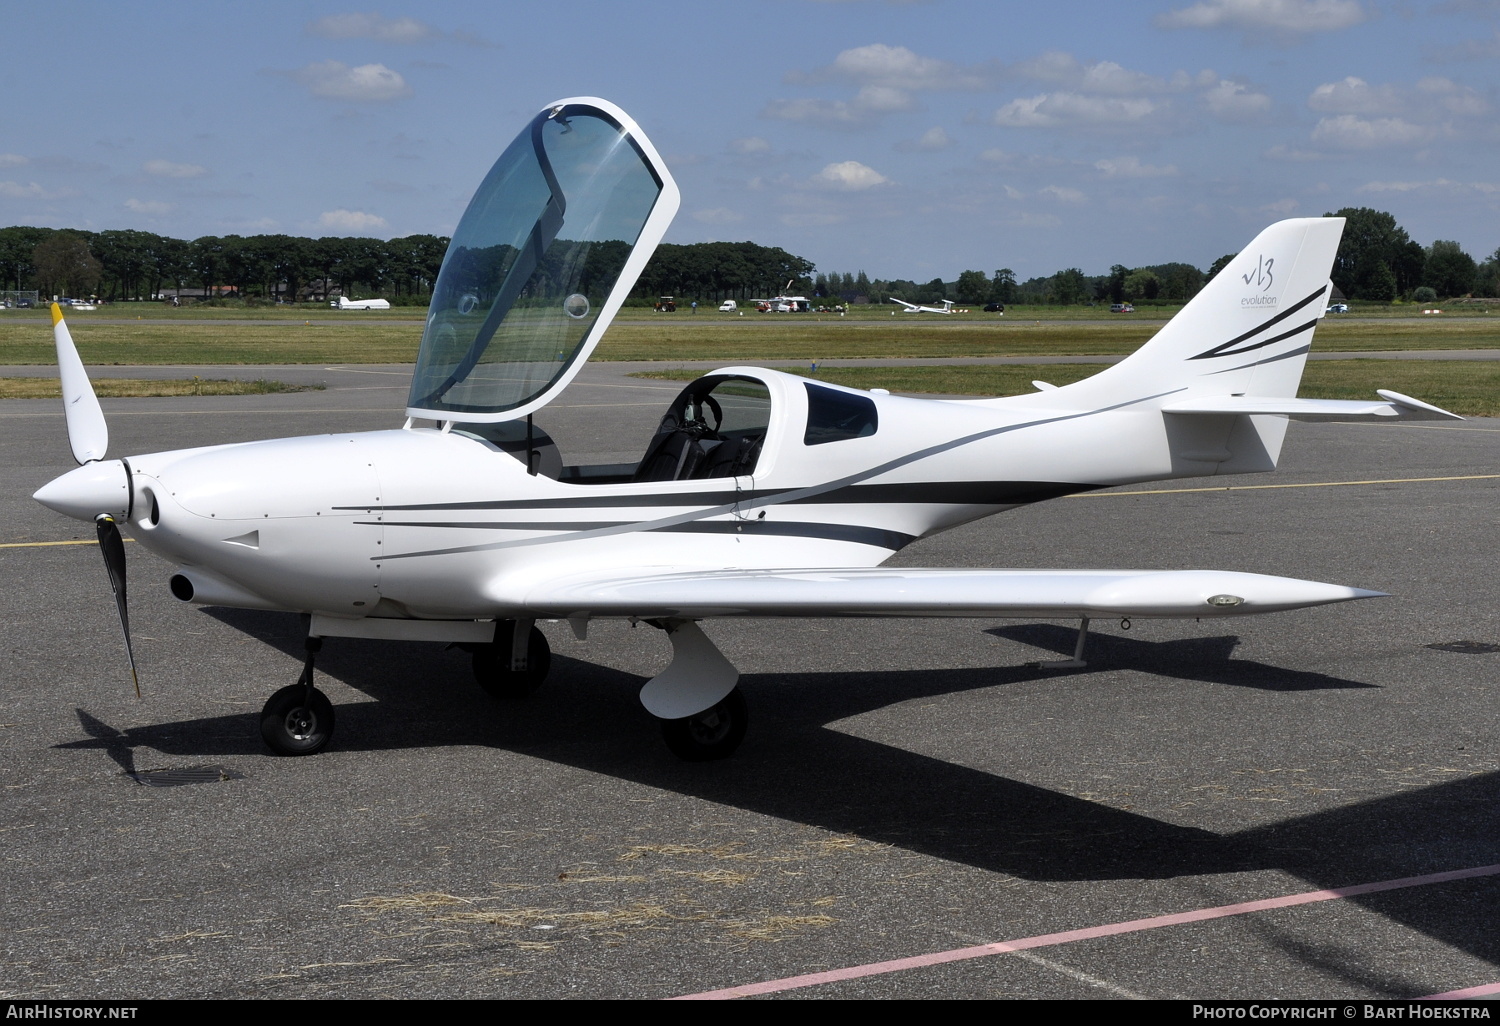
[95,514,139,699]
[53,303,108,465]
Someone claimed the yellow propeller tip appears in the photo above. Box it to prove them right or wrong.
[51,302,64,326]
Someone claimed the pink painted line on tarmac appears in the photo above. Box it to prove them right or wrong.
[1422,981,1500,999]
[675,863,1500,1000]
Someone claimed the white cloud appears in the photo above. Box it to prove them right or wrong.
[1417,77,1489,117]
[1308,75,1487,120]
[1310,114,1438,148]
[1308,76,1401,114]
[1094,156,1178,177]
[730,136,771,155]
[770,43,998,126]
[1009,51,1177,95]
[306,13,436,43]
[291,61,411,102]
[795,43,993,91]
[1077,61,1167,96]
[993,93,1157,127]
[855,85,920,112]
[692,207,744,224]
[1261,198,1300,214]
[896,126,952,152]
[0,154,27,167]
[317,209,389,232]
[1156,0,1367,33]
[144,159,208,178]
[1204,80,1273,120]
[125,198,172,215]
[0,180,45,198]
[1039,184,1087,203]
[763,85,918,126]
[1358,178,1500,195]
[812,161,890,190]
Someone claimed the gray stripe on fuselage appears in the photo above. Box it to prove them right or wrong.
[377,387,1183,561]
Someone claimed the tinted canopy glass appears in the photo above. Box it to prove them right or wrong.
[804,383,878,445]
[407,102,665,419]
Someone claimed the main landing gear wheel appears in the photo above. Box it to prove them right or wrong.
[472,623,552,699]
[260,684,335,756]
[660,686,747,762]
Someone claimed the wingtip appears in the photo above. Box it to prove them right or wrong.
[51,302,64,326]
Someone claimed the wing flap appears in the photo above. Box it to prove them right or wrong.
[516,567,1382,620]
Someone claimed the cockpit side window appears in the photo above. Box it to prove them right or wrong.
[803,383,878,445]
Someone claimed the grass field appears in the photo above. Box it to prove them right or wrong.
[633,359,1500,418]
[1,309,1497,364]
[0,377,315,398]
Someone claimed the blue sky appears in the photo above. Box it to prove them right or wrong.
[2,0,1497,281]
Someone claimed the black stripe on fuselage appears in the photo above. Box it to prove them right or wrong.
[793,481,1097,506]
[339,480,1096,514]
[1189,285,1328,361]
[656,520,918,550]
[365,518,919,552]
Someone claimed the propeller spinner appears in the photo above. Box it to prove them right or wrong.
[32,304,140,696]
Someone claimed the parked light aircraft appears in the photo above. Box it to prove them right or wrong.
[890,297,958,314]
[34,98,1462,762]
[334,296,391,311]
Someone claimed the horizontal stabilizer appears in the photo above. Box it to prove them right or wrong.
[1163,394,1462,422]
[1375,389,1464,421]
[514,567,1383,621]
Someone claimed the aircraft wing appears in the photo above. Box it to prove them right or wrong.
[516,567,1382,620]
[1163,391,1462,421]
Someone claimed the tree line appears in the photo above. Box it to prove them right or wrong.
[0,227,450,305]
[819,208,1499,308]
[3,207,1495,308]
[0,226,818,308]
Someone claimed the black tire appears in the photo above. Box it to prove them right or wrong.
[472,624,552,699]
[660,687,747,762]
[260,684,335,756]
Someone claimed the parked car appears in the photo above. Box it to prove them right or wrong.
[983,302,1005,313]
[1110,303,1135,313]
[1327,303,1348,314]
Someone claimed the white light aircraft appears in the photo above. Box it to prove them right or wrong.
[34,98,1462,762]
[335,296,391,311]
[890,297,958,314]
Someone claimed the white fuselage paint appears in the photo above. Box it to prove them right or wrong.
[112,365,1237,622]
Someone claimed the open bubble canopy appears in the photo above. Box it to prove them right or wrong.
[406,98,679,423]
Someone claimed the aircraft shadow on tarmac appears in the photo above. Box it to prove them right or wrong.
[54,607,1498,992]
[988,624,1380,692]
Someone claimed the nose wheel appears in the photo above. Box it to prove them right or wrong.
[260,636,335,756]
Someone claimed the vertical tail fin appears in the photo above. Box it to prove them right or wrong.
[1059,217,1345,406]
